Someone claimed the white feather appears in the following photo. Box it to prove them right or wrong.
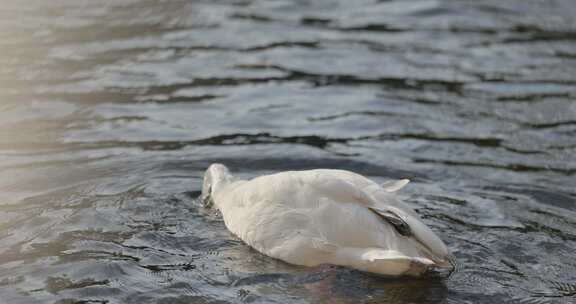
[381,179,410,192]
[202,164,453,277]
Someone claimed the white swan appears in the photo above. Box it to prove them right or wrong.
[201,163,454,277]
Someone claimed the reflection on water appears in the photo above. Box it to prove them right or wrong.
[1,0,576,303]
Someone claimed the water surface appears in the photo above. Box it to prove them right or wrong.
[1,0,576,303]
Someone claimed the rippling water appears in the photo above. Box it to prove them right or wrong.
[1,0,576,303]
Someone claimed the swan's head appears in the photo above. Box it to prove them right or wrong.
[201,163,232,206]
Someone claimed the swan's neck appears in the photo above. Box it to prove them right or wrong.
[202,164,233,200]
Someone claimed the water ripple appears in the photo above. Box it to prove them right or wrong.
[1,0,576,303]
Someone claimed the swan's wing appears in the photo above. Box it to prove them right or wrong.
[368,207,412,236]
[310,175,413,236]
[309,173,448,258]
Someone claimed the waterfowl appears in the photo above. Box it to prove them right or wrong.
[201,163,454,277]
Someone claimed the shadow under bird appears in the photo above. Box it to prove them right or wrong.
[201,163,455,277]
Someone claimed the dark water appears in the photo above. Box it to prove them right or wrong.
[1,0,576,303]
